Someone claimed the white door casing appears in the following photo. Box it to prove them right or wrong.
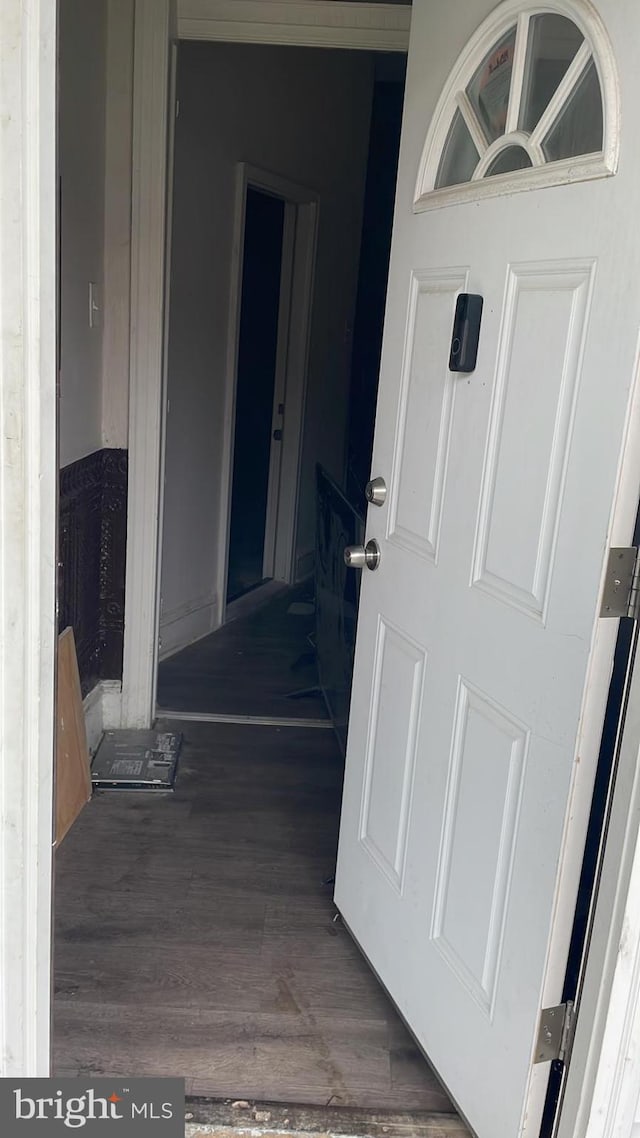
[121,0,174,728]
[0,0,57,1076]
[262,193,296,582]
[218,163,318,619]
[262,188,318,585]
[335,2,640,1136]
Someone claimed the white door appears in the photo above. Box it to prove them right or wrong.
[335,2,640,1136]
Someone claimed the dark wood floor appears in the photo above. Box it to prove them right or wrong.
[54,721,459,1115]
[157,587,328,721]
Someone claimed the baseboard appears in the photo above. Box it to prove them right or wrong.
[159,593,219,660]
[82,680,123,754]
[295,548,315,582]
[224,579,288,624]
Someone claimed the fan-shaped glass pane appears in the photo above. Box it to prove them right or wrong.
[466,27,517,143]
[519,14,584,133]
[543,57,603,160]
[435,109,480,189]
[485,146,533,177]
[428,10,609,198]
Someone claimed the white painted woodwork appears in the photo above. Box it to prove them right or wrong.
[121,0,173,728]
[335,2,640,1136]
[262,200,296,582]
[564,636,640,1138]
[158,590,218,661]
[177,0,411,51]
[83,680,124,754]
[0,0,57,1075]
[217,163,318,618]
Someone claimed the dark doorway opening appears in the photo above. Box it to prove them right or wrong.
[227,187,285,603]
[345,69,405,507]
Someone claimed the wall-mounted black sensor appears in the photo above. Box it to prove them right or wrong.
[449,293,483,373]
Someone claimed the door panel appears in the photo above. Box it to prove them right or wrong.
[335,2,640,1136]
[473,260,594,618]
[388,269,468,563]
[431,678,528,1015]
[360,617,425,892]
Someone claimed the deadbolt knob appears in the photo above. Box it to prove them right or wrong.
[365,476,387,506]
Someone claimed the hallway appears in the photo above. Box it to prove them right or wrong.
[157,588,328,722]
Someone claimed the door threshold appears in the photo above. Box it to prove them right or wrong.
[184,1098,470,1138]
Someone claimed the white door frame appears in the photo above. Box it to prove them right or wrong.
[0,0,57,1076]
[121,0,175,730]
[176,0,411,51]
[121,0,412,730]
[218,163,318,620]
[4,0,640,1123]
[557,336,640,1137]
[563,622,640,1138]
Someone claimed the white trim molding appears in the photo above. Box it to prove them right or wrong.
[0,0,57,1076]
[83,681,124,754]
[177,0,411,51]
[121,0,173,729]
[216,163,318,621]
[158,592,219,660]
[568,637,640,1138]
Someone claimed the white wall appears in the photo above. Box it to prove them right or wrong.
[160,42,374,647]
[58,0,108,468]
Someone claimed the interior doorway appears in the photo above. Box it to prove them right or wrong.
[218,163,319,620]
[50,4,640,1135]
[156,43,406,722]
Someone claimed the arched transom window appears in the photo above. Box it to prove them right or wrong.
[415,2,619,210]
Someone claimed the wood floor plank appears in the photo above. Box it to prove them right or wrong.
[54,1003,455,1113]
[54,720,459,1118]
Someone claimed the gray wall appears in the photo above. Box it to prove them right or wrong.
[160,41,374,644]
[58,0,108,467]
[58,0,134,468]
[102,0,135,451]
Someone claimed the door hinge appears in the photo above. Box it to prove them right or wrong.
[600,547,640,620]
[534,1001,576,1065]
